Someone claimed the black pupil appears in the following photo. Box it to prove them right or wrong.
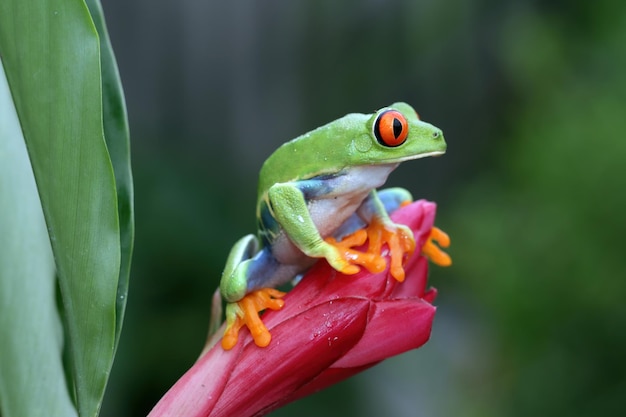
[392,118,403,138]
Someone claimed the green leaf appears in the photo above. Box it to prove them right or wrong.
[85,0,135,351]
[0,61,79,417]
[0,0,133,416]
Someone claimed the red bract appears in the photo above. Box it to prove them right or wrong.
[148,200,443,417]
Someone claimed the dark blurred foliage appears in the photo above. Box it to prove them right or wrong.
[99,0,626,416]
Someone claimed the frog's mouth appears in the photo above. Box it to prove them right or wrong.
[392,150,446,163]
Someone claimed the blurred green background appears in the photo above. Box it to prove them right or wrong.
[99,1,626,416]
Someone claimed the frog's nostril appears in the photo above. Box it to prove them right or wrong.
[432,130,440,139]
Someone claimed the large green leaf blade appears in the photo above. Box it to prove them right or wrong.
[0,1,123,416]
[85,0,135,350]
[0,60,79,417]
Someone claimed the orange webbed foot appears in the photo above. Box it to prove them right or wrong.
[222,288,286,350]
[363,217,416,282]
[325,229,387,275]
[421,226,452,267]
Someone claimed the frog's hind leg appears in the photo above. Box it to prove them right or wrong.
[220,236,286,350]
[377,187,413,212]
[220,235,288,302]
[220,234,260,303]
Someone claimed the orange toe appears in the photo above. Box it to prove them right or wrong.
[326,230,386,275]
[421,226,452,267]
[222,288,286,350]
[364,217,416,282]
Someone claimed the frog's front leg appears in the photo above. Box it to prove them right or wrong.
[268,182,385,274]
[356,188,416,282]
[220,235,286,350]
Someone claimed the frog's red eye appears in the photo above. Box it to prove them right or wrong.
[374,110,409,147]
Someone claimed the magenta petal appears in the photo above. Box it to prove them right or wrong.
[390,199,437,246]
[308,267,391,303]
[423,287,437,303]
[285,362,378,405]
[331,299,435,368]
[147,338,244,417]
[262,266,384,326]
[390,255,430,299]
[210,298,370,417]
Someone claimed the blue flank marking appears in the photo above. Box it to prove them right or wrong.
[258,200,277,247]
[295,173,340,199]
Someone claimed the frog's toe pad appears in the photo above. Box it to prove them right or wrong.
[421,226,452,267]
[222,288,286,350]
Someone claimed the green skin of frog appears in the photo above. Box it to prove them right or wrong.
[219,102,447,350]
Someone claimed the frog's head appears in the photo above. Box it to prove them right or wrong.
[354,102,446,165]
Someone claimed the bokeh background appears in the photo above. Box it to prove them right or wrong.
[99,1,626,416]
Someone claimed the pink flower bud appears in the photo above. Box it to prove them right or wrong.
[149,200,443,417]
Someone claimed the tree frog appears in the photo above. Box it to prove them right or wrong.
[220,102,447,350]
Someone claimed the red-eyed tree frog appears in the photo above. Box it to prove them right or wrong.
[220,102,447,350]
